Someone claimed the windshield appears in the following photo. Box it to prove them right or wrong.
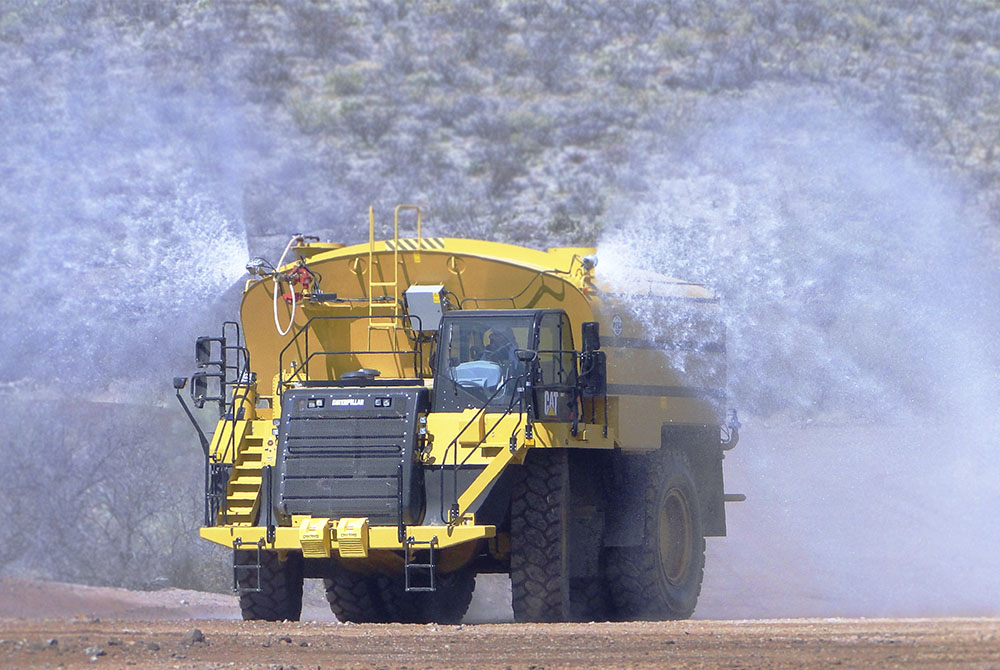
[437,316,534,410]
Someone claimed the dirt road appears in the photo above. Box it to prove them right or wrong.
[0,579,997,669]
[2,616,998,669]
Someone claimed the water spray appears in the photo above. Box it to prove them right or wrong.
[601,95,1000,618]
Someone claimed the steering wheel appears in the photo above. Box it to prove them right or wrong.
[484,341,514,364]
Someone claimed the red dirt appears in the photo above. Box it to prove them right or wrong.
[0,579,997,669]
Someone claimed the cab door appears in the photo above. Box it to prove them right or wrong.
[532,311,577,422]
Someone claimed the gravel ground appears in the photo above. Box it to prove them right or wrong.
[0,579,997,669]
[1,615,997,669]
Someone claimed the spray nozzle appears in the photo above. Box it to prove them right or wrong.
[290,233,320,246]
[246,257,273,277]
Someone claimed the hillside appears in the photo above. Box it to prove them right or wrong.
[1,1,998,595]
[3,1,999,251]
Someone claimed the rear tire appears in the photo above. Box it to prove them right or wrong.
[510,449,571,622]
[569,576,608,622]
[237,550,304,621]
[605,449,705,620]
[323,564,388,623]
[426,569,477,624]
[378,569,477,624]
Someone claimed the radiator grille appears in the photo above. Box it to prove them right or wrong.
[275,388,426,525]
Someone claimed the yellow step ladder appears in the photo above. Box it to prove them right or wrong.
[222,438,266,526]
[367,204,422,348]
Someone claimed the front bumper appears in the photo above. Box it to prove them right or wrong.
[200,519,495,556]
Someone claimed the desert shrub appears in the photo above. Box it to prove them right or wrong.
[340,98,396,146]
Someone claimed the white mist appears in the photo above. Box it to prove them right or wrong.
[599,95,1000,617]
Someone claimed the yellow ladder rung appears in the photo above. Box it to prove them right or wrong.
[367,204,423,349]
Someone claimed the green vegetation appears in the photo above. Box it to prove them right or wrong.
[5,0,998,249]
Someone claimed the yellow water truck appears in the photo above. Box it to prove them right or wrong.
[175,206,741,623]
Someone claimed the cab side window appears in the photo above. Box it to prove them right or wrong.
[536,313,576,387]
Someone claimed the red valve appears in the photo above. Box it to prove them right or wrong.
[281,265,313,303]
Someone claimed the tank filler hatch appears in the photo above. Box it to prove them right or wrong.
[404,284,448,333]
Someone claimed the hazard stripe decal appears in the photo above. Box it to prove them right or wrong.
[385,237,445,251]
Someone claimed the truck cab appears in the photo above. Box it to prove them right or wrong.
[434,309,579,419]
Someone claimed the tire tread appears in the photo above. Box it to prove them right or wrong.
[605,449,705,621]
[236,550,303,622]
[511,449,570,622]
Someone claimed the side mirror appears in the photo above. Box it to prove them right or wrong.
[581,321,600,352]
[192,373,209,409]
[191,371,225,412]
[173,376,188,391]
[196,336,226,369]
[515,349,537,363]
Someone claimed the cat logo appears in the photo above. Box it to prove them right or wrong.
[544,390,560,416]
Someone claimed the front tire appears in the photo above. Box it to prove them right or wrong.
[237,550,304,621]
[605,449,705,620]
[510,449,571,622]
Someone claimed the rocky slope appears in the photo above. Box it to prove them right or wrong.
[1,1,998,593]
[3,1,999,251]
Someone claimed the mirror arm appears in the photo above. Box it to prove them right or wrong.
[175,385,211,458]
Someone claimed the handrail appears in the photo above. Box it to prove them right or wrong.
[436,346,581,468]
[435,347,587,522]
[437,374,526,523]
[283,349,423,387]
[278,313,424,389]
[395,204,423,252]
[216,322,252,465]
[203,321,252,526]
[459,269,569,309]
[437,375,523,469]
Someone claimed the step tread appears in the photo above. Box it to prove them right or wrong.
[228,491,259,500]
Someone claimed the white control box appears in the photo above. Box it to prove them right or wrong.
[404,284,447,332]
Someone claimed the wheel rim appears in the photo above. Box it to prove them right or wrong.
[658,487,693,585]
